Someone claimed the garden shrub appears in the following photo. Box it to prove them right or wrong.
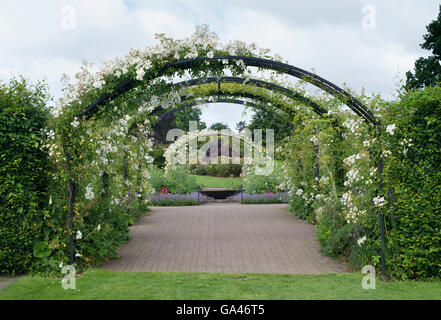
[149,166,198,194]
[0,77,51,275]
[187,161,242,177]
[149,144,167,169]
[241,161,286,194]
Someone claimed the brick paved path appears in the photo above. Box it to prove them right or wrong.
[100,203,345,274]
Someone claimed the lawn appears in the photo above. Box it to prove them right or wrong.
[1,269,440,300]
[195,175,241,189]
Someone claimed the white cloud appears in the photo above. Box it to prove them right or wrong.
[134,8,194,38]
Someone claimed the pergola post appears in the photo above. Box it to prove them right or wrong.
[377,120,386,278]
[65,136,76,265]
[123,151,128,181]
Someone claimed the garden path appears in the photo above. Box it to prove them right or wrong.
[100,204,345,274]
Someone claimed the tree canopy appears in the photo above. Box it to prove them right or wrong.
[209,122,229,131]
[247,107,293,142]
[406,5,441,90]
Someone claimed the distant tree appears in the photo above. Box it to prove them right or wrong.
[235,120,247,132]
[406,5,441,90]
[152,107,206,144]
[247,107,293,141]
[175,107,206,131]
[209,122,229,131]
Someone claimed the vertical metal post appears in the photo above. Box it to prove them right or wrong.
[313,141,320,188]
[315,146,320,186]
[101,172,108,198]
[123,151,128,181]
[338,129,345,189]
[377,121,386,278]
[67,147,76,265]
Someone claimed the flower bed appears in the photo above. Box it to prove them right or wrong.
[148,191,201,206]
[231,192,288,204]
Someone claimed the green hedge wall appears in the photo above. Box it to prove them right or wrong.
[386,87,441,279]
[0,78,51,275]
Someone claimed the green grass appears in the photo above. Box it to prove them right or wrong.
[195,175,241,189]
[1,269,440,300]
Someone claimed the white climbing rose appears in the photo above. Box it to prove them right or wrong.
[386,124,396,135]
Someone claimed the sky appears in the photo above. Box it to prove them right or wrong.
[0,0,439,129]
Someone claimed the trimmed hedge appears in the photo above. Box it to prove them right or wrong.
[0,78,51,275]
[187,161,242,177]
[386,87,441,279]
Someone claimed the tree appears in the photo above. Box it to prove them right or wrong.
[235,120,247,132]
[406,5,441,90]
[247,107,293,142]
[152,107,206,144]
[175,107,206,131]
[209,122,229,131]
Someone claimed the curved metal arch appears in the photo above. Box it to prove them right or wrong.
[152,89,305,121]
[128,90,295,135]
[155,97,295,129]
[172,76,326,116]
[78,56,377,124]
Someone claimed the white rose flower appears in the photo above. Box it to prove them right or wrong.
[85,185,94,201]
[386,124,396,135]
[357,236,367,246]
[373,196,385,207]
[71,117,80,128]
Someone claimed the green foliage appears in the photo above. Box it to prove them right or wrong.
[149,166,198,194]
[283,86,441,279]
[247,107,293,142]
[209,122,229,131]
[241,161,286,194]
[406,5,441,90]
[149,144,167,169]
[235,120,247,132]
[0,77,51,275]
[175,107,206,132]
[282,93,384,274]
[188,162,242,177]
[384,87,441,279]
[316,211,353,258]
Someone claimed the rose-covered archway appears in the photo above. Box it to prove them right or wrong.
[46,26,386,276]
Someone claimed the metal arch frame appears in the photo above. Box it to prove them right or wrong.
[157,98,293,126]
[152,91,304,123]
[153,97,295,131]
[68,55,386,278]
[171,76,327,116]
[131,75,323,132]
[77,56,377,124]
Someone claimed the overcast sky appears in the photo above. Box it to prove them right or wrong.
[0,0,439,128]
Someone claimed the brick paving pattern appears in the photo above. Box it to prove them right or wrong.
[101,203,345,274]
